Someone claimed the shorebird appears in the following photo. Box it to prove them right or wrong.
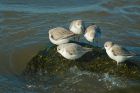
[69,20,85,41]
[104,41,135,65]
[48,27,75,45]
[84,24,101,46]
[57,43,92,60]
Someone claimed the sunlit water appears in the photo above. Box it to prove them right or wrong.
[0,0,140,93]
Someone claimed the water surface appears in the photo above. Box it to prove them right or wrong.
[0,0,140,93]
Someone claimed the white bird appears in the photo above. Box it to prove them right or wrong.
[104,41,135,64]
[84,25,101,46]
[57,43,92,60]
[48,27,75,45]
[69,20,85,40]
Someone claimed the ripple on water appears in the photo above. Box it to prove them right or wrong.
[0,0,140,93]
[122,6,140,15]
[23,66,137,93]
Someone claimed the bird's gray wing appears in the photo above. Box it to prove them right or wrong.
[65,45,79,55]
[112,45,135,56]
[66,45,92,56]
[65,44,85,55]
[52,30,75,40]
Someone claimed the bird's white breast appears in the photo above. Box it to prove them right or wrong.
[84,33,94,42]
[106,48,115,60]
[70,26,82,34]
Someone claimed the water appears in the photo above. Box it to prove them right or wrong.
[0,0,140,93]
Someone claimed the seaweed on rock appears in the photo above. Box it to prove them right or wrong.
[23,42,140,80]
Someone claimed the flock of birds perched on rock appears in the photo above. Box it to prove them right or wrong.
[48,19,136,65]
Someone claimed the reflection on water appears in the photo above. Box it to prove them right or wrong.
[0,0,140,92]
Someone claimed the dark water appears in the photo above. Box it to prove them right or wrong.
[0,0,140,93]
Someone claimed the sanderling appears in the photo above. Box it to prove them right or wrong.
[104,41,135,64]
[84,24,101,46]
[69,20,85,40]
[48,27,75,45]
[57,43,92,60]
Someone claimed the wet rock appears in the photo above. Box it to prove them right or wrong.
[23,42,140,80]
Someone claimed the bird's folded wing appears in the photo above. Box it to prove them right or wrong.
[52,30,75,40]
[112,46,134,56]
[66,46,78,55]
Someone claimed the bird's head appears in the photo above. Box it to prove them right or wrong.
[104,41,114,50]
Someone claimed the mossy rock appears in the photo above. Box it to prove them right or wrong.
[24,42,140,80]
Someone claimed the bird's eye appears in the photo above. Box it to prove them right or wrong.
[51,35,53,38]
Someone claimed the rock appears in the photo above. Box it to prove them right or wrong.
[23,42,140,80]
